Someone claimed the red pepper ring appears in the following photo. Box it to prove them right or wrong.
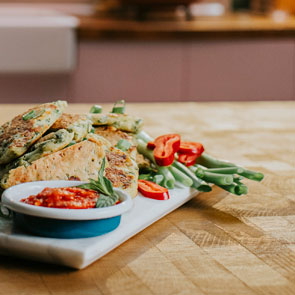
[178,153,199,167]
[153,134,181,166]
[138,180,170,200]
[147,141,156,150]
[179,141,204,155]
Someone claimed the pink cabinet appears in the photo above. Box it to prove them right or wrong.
[0,38,294,103]
[187,40,294,101]
[69,41,184,102]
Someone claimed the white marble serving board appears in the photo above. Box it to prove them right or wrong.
[0,187,198,269]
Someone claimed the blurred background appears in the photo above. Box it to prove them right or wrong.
[0,0,294,103]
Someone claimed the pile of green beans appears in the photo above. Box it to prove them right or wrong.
[136,131,264,196]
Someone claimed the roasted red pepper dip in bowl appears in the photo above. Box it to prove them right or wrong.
[1,181,133,239]
[21,187,101,209]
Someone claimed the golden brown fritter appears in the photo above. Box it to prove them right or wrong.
[1,140,105,189]
[0,101,67,165]
[50,113,92,141]
[94,126,134,146]
[105,146,138,198]
[90,113,143,133]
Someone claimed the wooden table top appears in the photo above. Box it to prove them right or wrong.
[0,101,295,295]
[78,14,295,40]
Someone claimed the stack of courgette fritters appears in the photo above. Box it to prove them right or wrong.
[0,101,143,198]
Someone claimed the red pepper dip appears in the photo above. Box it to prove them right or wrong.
[21,187,99,209]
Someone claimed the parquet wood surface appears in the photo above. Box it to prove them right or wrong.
[0,102,294,295]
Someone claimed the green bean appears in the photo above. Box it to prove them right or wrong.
[157,167,175,189]
[136,131,262,193]
[192,163,249,194]
[139,173,164,185]
[89,105,102,114]
[137,139,175,189]
[194,168,234,186]
[153,174,164,185]
[137,134,210,190]
[172,161,211,192]
[236,184,248,195]
[139,174,154,181]
[217,183,248,196]
[233,175,244,183]
[189,166,198,173]
[136,139,156,164]
[194,164,208,170]
[196,153,236,168]
[239,169,264,182]
[169,166,193,187]
[206,167,244,174]
[136,131,154,143]
[111,100,126,114]
[197,153,264,182]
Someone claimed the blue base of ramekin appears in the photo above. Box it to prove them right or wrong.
[14,213,121,239]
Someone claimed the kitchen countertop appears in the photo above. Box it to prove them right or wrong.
[1,101,295,294]
[78,14,295,40]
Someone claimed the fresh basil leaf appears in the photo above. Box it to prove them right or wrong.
[89,178,111,197]
[77,157,118,208]
[96,192,119,208]
[98,159,114,195]
[99,157,106,179]
[95,195,113,208]
[78,183,97,191]
[104,177,114,195]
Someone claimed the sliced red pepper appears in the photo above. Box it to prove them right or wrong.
[138,180,169,200]
[153,134,180,166]
[178,153,199,167]
[179,142,204,156]
[147,141,156,150]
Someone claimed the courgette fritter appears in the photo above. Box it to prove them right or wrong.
[105,146,138,198]
[1,139,105,189]
[0,100,67,165]
[50,113,92,142]
[90,113,143,133]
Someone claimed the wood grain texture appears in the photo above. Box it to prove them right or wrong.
[0,101,295,295]
[78,15,295,40]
